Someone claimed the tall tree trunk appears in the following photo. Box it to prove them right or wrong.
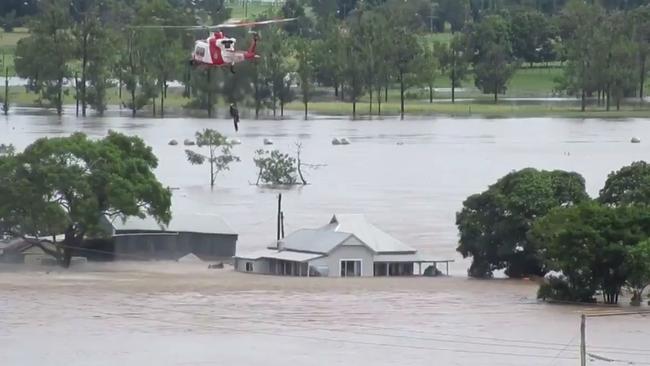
[606,84,611,111]
[160,80,165,118]
[494,80,498,103]
[429,84,433,103]
[152,96,156,117]
[352,100,356,120]
[581,88,586,112]
[640,54,646,100]
[280,101,284,117]
[304,100,308,120]
[75,73,79,116]
[334,83,339,98]
[597,89,601,106]
[57,76,63,116]
[377,85,382,116]
[616,92,621,111]
[451,68,456,103]
[81,32,88,117]
[399,69,405,120]
[210,147,215,188]
[369,87,373,115]
[385,81,388,103]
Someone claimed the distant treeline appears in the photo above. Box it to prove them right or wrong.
[5,0,650,118]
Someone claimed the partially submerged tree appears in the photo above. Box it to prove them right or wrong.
[0,131,172,267]
[436,35,470,103]
[185,129,240,188]
[456,168,589,278]
[532,203,650,304]
[253,149,297,185]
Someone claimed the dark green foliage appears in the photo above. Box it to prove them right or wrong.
[531,203,650,304]
[456,168,589,278]
[15,0,74,115]
[599,161,650,207]
[254,149,298,185]
[469,14,519,102]
[0,131,172,267]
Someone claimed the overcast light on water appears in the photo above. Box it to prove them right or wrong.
[2,112,650,366]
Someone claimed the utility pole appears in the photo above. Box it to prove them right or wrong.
[580,310,650,365]
[580,314,586,366]
[277,193,282,241]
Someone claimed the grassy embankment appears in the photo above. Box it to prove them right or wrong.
[1,26,649,118]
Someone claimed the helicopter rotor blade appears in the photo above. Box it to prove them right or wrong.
[206,18,297,29]
[127,18,296,31]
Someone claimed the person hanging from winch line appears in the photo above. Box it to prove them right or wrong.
[230,103,240,132]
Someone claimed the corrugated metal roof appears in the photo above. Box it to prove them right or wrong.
[329,214,416,253]
[111,214,236,235]
[236,248,323,262]
[278,229,351,254]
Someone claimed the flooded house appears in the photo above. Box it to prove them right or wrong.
[235,214,451,277]
[105,214,238,261]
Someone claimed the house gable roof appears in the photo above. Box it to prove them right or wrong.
[278,228,351,254]
[328,214,416,253]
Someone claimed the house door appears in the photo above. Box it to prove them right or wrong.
[340,260,362,277]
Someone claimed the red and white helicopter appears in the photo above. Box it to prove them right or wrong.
[135,18,296,73]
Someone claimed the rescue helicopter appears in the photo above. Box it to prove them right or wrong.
[133,18,296,73]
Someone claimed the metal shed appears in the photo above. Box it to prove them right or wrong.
[107,214,238,261]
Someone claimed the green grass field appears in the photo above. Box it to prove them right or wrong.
[227,0,279,19]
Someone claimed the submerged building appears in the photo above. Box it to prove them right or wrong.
[235,214,451,277]
[106,214,238,261]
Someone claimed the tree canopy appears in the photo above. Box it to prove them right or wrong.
[0,131,172,267]
[456,168,588,278]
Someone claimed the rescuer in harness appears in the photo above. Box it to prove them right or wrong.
[230,103,240,132]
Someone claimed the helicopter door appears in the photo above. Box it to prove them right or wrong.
[194,43,210,64]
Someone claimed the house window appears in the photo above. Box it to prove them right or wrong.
[340,260,362,277]
[245,262,253,272]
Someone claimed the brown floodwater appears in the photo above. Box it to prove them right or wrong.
[1,263,649,366]
[1,112,650,365]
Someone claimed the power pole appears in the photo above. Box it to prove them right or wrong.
[580,314,586,366]
[277,193,282,241]
[580,310,650,365]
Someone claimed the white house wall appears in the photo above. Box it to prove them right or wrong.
[235,258,270,274]
[319,236,374,277]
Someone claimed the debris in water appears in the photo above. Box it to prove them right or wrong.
[331,138,341,145]
[178,253,202,263]
[229,138,242,145]
[340,138,350,145]
[263,138,273,145]
[168,139,178,146]
[208,262,224,269]
[183,139,195,146]
[631,137,641,143]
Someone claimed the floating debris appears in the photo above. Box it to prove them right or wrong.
[331,138,341,145]
[631,137,641,143]
[263,138,274,145]
[183,139,195,146]
[340,138,350,145]
[229,138,242,145]
[168,139,178,146]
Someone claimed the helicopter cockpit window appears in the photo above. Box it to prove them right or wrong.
[222,40,234,50]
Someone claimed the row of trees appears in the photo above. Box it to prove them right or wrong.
[10,0,650,119]
[456,162,650,304]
